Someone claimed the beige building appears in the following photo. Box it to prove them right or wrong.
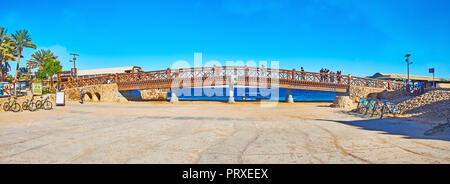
[369,73,450,88]
[77,66,142,79]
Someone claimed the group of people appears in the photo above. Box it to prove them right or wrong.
[319,68,343,83]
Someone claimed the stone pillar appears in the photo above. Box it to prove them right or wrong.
[170,88,179,103]
[228,76,235,103]
[286,89,294,103]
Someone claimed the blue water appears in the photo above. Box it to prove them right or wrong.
[168,86,336,102]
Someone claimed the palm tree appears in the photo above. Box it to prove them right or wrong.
[12,30,36,95]
[18,67,30,77]
[1,62,11,82]
[0,27,16,82]
[27,49,58,70]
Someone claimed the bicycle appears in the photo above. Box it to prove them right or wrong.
[39,96,53,110]
[364,100,376,115]
[371,101,383,117]
[424,119,450,136]
[2,96,21,112]
[356,98,368,113]
[22,96,38,112]
[380,102,401,119]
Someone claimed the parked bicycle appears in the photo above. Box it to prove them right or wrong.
[364,100,376,115]
[356,98,368,113]
[2,96,21,112]
[38,96,53,110]
[380,102,401,119]
[22,96,38,112]
[371,100,383,117]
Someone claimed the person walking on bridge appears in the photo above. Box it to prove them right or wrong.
[300,67,305,80]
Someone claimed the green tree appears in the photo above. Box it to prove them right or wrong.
[27,49,58,70]
[12,30,36,95]
[0,27,16,82]
[36,58,62,92]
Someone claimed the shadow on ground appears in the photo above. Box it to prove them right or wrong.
[316,118,450,142]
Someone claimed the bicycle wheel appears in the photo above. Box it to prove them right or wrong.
[44,101,53,110]
[380,105,386,119]
[36,100,42,109]
[3,103,10,111]
[11,102,21,112]
[371,104,380,117]
[358,104,365,113]
[28,102,37,112]
[364,105,371,115]
[356,102,362,112]
[22,102,28,111]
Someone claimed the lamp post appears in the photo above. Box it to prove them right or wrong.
[429,68,435,88]
[405,54,413,84]
[69,53,79,80]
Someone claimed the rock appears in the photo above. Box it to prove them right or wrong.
[331,96,355,109]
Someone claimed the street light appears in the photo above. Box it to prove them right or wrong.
[69,53,79,80]
[405,54,413,84]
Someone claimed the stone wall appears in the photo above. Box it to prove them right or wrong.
[117,89,169,102]
[141,89,169,100]
[63,84,119,103]
[348,86,389,102]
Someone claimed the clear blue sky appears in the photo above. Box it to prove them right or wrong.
[1,0,449,78]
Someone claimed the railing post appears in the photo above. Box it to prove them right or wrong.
[228,75,235,103]
[244,65,248,78]
[292,68,296,80]
[348,74,352,85]
[167,68,171,79]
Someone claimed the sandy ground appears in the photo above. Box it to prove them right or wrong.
[0,101,449,164]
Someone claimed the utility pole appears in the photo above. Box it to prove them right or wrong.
[69,53,79,80]
[405,54,413,84]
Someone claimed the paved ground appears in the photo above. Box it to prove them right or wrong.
[0,101,449,164]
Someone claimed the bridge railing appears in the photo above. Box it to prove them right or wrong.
[63,66,404,90]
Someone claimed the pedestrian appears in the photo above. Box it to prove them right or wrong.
[324,68,329,82]
[320,68,324,82]
[337,70,342,83]
[300,67,305,80]
[80,89,84,104]
[330,71,335,82]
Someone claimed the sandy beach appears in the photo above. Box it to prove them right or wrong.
[0,101,449,164]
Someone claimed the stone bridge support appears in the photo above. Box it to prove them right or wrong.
[170,88,179,103]
[64,84,119,103]
[285,89,294,103]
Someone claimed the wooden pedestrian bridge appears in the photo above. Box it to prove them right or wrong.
[64,66,403,92]
[62,66,404,102]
